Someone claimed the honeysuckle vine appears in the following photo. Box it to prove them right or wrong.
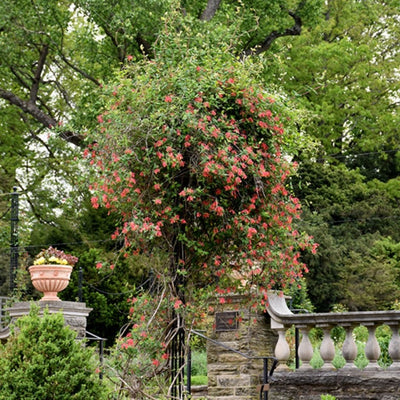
[84,35,315,396]
[84,54,316,309]
[84,44,316,395]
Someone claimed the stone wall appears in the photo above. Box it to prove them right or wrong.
[206,295,277,400]
[190,385,208,399]
[269,370,400,400]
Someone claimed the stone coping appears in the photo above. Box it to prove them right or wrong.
[1,301,92,340]
[8,300,92,318]
[272,369,400,378]
[275,310,400,326]
[267,291,400,327]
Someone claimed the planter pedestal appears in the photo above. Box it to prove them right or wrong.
[5,301,92,340]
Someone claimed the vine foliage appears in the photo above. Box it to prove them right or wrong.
[84,24,315,397]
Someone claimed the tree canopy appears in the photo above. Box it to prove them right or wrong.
[0,0,399,318]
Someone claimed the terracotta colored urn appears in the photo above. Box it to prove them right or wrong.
[28,264,73,301]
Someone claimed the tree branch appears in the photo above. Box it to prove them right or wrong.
[30,44,49,103]
[200,0,222,21]
[10,67,31,91]
[58,53,101,86]
[14,179,56,226]
[242,10,302,57]
[101,23,126,63]
[0,88,83,146]
[20,114,56,157]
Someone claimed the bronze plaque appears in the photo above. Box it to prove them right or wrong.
[215,311,239,332]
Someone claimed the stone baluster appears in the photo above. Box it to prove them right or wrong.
[318,324,335,370]
[342,323,357,369]
[297,325,314,370]
[364,323,381,370]
[388,322,400,370]
[274,327,291,370]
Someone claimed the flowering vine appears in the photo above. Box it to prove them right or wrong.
[84,46,316,395]
[85,60,314,303]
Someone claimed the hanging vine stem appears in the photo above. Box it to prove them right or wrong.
[146,283,167,329]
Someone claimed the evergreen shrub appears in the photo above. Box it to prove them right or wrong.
[0,304,109,400]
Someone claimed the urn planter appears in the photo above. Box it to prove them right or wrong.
[28,264,73,301]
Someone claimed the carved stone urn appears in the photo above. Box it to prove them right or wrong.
[28,264,73,301]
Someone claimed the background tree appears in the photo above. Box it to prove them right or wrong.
[272,0,400,180]
[294,162,400,310]
[268,0,400,310]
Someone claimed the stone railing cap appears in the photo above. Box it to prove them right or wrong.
[266,291,400,327]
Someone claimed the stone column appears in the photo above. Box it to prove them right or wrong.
[297,325,313,371]
[206,295,277,400]
[6,301,92,339]
[387,322,400,370]
[274,326,290,371]
[317,324,335,370]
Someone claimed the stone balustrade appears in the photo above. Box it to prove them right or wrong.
[267,291,400,371]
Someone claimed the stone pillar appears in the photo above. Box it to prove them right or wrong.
[7,301,92,339]
[297,325,313,370]
[206,295,277,400]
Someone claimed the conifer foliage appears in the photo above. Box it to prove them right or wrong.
[0,305,108,400]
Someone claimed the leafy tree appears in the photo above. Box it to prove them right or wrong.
[260,0,400,311]
[337,244,400,311]
[0,0,318,149]
[274,0,400,181]
[0,305,109,400]
[293,161,400,310]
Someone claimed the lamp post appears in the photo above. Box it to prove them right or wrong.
[9,187,19,293]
